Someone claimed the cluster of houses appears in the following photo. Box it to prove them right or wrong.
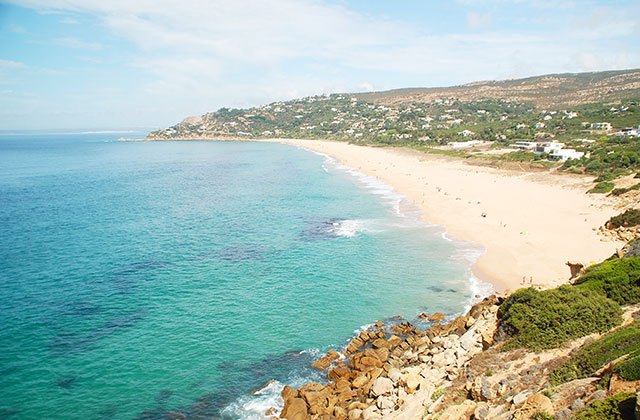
[511,141,585,161]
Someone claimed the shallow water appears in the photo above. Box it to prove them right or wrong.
[0,134,485,419]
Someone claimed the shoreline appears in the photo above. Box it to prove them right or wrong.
[142,136,625,292]
[263,138,624,293]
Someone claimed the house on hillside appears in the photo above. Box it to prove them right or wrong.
[550,149,584,162]
[534,122,546,129]
[511,141,537,150]
[590,122,612,131]
[536,141,565,154]
[458,129,475,137]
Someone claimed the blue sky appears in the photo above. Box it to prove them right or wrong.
[0,0,639,130]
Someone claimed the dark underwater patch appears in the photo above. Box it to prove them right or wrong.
[55,375,76,389]
[48,311,145,356]
[215,244,266,263]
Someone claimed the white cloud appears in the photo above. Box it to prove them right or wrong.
[466,12,491,30]
[4,0,640,128]
[0,59,27,69]
[52,36,103,50]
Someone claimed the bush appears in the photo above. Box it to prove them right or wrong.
[609,184,640,196]
[614,352,640,381]
[574,392,636,419]
[574,257,640,305]
[588,181,615,194]
[606,208,640,228]
[498,286,622,351]
[550,322,640,385]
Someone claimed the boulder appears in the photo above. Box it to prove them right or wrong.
[281,385,297,401]
[375,395,395,410]
[345,337,365,355]
[361,405,382,420]
[437,400,477,419]
[404,373,421,393]
[312,350,341,370]
[429,312,445,322]
[387,335,402,349]
[280,397,308,420]
[387,367,402,384]
[348,408,362,420]
[471,377,496,401]
[555,408,573,420]
[374,347,389,363]
[512,390,530,407]
[352,375,368,389]
[333,405,348,420]
[371,377,394,397]
[513,393,553,419]
[368,367,383,382]
[459,326,479,351]
[570,398,585,412]
[371,338,389,349]
[329,364,351,382]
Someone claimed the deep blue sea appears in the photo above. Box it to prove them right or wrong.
[0,133,487,419]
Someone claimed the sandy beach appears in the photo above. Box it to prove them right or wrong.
[271,138,625,293]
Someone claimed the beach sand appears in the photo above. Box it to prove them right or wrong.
[271,139,625,293]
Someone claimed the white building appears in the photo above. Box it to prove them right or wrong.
[590,122,612,131]
[550,149,584,162]
[511,141,537,150]
[538,141,565,154]
[458,129,475,137]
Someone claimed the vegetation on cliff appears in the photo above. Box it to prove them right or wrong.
[574,256,640,305]
[496,286,622,351]
[550,321,640,385]
[574,391,637,419]
[606,208,640,229]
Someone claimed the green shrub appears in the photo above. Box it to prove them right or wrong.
[574,392,636,419]
[574,257,640,305]
[614,352,640,381]
[588,181,615,194]
[498,286,622,351]
[609,184,640,196]
[606,208,640,228]
[550,322,640,385]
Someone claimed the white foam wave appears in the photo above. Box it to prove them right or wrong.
[441,232,453,242]
[220,380,284,420]
[332,219,364,238]
[464,275,495,314]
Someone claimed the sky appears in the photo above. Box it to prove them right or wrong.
[0,0,639,130]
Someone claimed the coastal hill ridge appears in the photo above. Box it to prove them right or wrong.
[353,69,640,108]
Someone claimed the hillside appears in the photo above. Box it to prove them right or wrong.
[353,69,640,108]
[147,69,640,146]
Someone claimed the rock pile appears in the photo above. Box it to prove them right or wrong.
[279,296,500,419]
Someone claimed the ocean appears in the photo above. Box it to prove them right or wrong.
[0,133,487,419]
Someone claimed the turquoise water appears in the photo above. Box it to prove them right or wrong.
[0,134,484,419]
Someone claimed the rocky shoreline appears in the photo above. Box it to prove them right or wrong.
[276,296,640,420]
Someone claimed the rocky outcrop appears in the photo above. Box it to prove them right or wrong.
[279,296,500,419]
[276,297,640,420]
